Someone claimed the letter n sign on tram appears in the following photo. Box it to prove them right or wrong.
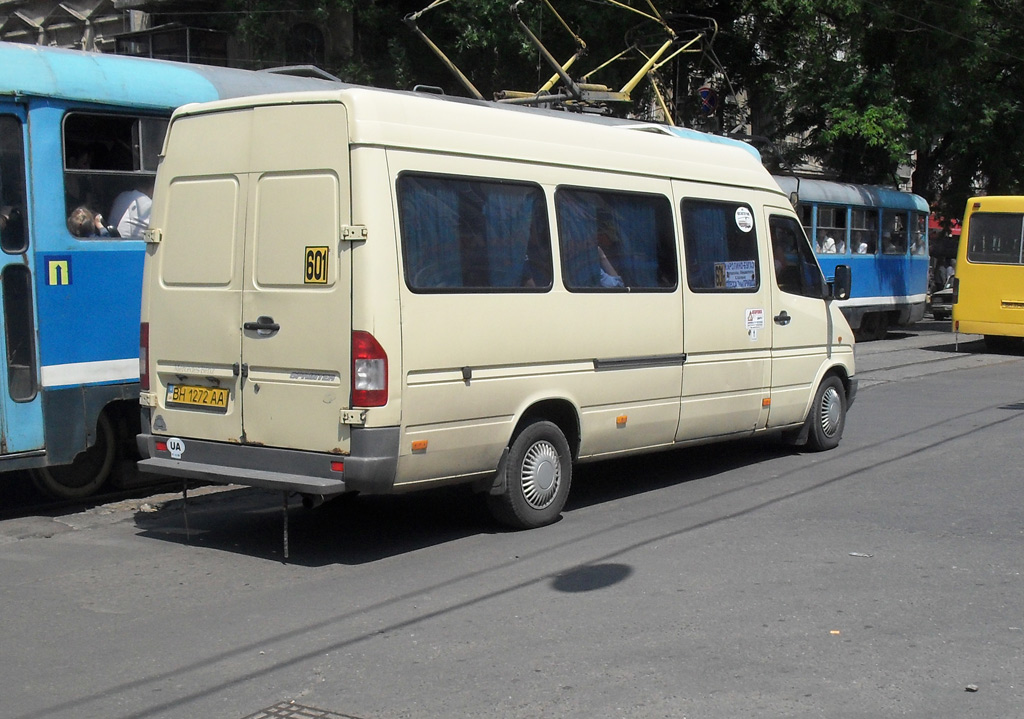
[304,246,329,284]
[45,255,72,286]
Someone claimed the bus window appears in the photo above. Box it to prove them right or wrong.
[398,173,552,292]
[62,113,167,238]
[557,188,676,291]
[681,199,759,292]
[769,215,824,298]
[882,210,908,255]
[851,208,878,254]
[966,213,1024,264]
[0,115,27,254]
[814,204,847,254]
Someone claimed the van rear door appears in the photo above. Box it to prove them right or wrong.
[150,102,352,454]
[239,103,352,452]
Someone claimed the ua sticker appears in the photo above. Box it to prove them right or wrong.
[304,246,329,284]
[167,437,185,459]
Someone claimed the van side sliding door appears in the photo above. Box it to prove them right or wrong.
[677,195,771,440]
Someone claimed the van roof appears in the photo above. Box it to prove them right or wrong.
[171,86,781,194]
[0,41,342,110]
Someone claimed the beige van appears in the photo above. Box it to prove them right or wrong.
[137,88,856,529]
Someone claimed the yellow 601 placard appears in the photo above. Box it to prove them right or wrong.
[304,246,329,284]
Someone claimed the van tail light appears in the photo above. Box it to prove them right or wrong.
[352,330,387,407]
[139,322,150,391]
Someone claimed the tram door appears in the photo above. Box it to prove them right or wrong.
[0,109,45,457]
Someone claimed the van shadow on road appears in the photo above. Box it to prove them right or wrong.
[132,436,793,567]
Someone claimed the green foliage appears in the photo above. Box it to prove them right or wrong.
[223,0,1024,220]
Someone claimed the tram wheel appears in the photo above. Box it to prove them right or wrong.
[30,412,116,500]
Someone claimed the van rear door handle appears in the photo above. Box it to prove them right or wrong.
[244,316,280,333]
[774,311,791,326]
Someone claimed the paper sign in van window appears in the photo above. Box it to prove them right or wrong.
[304,246,329,284]
[714,260,757,289]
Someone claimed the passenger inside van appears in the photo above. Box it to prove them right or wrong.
[596,212,625,287]
[598,246,624,287]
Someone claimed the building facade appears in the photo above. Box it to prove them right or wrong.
[0,0,352,71]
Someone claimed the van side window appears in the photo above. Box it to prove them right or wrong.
[556,188,676,292]
[769,215,825,298]
[63,113,167,239]
[681,199,759,292]
[398,174,552,292]
[0,114,28,254]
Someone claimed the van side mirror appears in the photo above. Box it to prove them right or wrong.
[830,264,852,300]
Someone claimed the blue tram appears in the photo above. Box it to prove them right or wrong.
[773,176,930,340]
[0,42,340,498]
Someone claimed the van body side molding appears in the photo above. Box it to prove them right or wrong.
[593,353,686,371]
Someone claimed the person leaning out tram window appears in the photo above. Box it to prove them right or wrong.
[67,206,119,238]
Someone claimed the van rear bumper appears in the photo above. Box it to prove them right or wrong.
[137,426,400,496]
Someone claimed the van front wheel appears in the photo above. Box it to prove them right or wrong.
[805,375,846,451]
[488,420,572,530]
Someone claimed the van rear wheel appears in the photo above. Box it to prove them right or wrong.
[487,420,571,529]
[805,375,846,452]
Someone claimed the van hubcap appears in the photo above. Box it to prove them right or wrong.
[819,385,842,437]
[521,440,560,510]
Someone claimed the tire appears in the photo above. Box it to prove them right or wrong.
[30,412,116,500]
[804,375,846,452]
[983,335,1021,353]
[487,420,572,529]
[872,313,890,340]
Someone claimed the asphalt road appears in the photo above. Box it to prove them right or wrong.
[2,321,1023,719]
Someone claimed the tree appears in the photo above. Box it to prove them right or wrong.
[225,0,1024,218]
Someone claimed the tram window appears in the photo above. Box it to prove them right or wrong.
[911,213,928,255]
[62,113,167,238]
[882,210,908,255]
[399,173,552,292]
[0,114,28,254]
[797,204,813,237]
[558,188,677,292]
[3,264,37,402]
[682,199,759,292]
[815,205,846,254]
[850,208,878,254]
[770,215,824,299]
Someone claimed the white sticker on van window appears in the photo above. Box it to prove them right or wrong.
[735,206,754,232]
[167,437,185,459]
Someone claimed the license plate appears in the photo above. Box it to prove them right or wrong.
[166,384,229,412]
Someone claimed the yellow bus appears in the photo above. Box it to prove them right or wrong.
[953,196,1024,348]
